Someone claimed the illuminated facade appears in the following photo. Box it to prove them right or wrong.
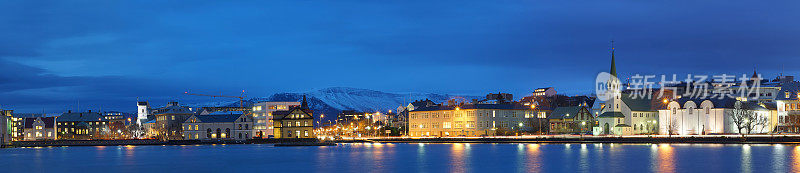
[183,113,253,140]
[57,110,110,140]
[533,87,556,97]
[548,106,594,134]
[658,99,774,135]
[774,81,800,133]
[408,103,533,137]
[152,102,194,140]
[251,101,299,138]
[272,96,315,139]
[22,117,56,141]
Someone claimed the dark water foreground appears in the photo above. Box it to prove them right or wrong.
[1,143,798,172]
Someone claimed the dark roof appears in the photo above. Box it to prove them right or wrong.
[11,113,48,118]
[549,106,582,119]
[24,117,55,128]
[620,93,655,111]
[598,112,625,118]
[777,81,800,100]
[154,105,194,115]
[272,110,290,116]
[615,124,631,127]
[410,100,437,108]
[58,112,107,122]
[192,114,242,123]
[272,108,313,120]
[762,102,778,110]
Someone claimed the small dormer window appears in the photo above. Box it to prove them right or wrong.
[787,92,792,98]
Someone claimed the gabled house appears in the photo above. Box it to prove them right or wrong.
[23,117,56,141]
[152,102,194,140]
[273,95,315,138]
[548,106,594,134]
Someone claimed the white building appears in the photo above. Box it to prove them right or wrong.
[593,46,658,136]
[137,101,150,125]
[251,102,299,138]
[776,80,800,133]
[658,98,774,135]
[22,117,57,141]
[533,87,556,97]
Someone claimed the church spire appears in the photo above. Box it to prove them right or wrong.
[610,40,617,77]
[300,95,308,109]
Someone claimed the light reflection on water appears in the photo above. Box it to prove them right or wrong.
[1,143,800,172]
[794,146,800,172]
[656,144,675,173]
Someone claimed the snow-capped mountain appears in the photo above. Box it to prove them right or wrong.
[300,87,474,112]
[189,87,479,121]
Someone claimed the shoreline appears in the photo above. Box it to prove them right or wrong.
[5,135,800,148]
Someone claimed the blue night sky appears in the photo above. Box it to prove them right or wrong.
[2,1,799,112]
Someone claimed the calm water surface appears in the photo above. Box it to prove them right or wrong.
[2,143,799,173]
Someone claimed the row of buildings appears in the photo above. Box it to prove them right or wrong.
[138,96,315,140]
[1,96,317,142]
[402,47,800,137]
[0,110,138,141]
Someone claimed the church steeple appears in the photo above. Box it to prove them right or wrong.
[300,95,309,109]
[610,40,617,77]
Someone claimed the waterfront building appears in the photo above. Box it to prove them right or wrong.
[272,96,315,138]
[22,117,56,141]
[394,100,437,135]
[57,110,109,140]
[408,101,533,137]
[142,119,157,138]
[183,112,253,140]
[1,109,11,143]
[104,111,137,138]
[776,80,800,133]
[251,102,300,138]
[548,106,594,134]
[658,98,773,135]
[152,102,194,140]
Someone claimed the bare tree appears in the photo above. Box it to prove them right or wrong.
[669,115,679,136]
[127,123,145,139]
[749,112,770,134]
[729,101,770,136]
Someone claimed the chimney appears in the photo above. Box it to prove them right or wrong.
[68,110,72,113]
[88,110,92,113]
